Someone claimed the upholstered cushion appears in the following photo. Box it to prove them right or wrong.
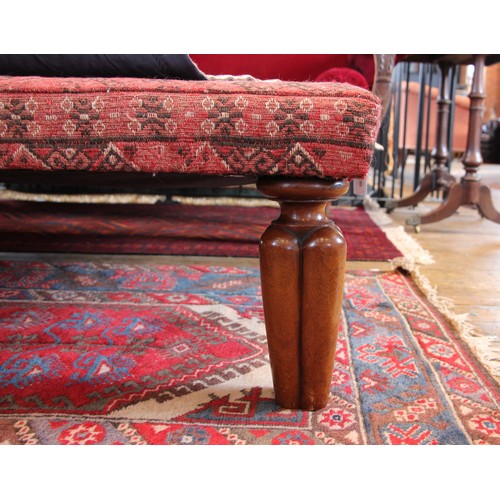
[0,76,381,179]
[190,54,374,87]
[315,68,369,90]
[0,55,206,80]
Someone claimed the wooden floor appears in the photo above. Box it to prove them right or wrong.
[387,160,500,348]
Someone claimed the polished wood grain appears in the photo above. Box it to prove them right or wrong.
[257,177,349,410]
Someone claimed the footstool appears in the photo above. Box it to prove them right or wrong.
[0,75,382,410]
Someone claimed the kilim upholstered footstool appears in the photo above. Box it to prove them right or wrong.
[0,75,382,410]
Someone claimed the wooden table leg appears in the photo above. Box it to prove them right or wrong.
[462,55,500,223]
[406,181,463,227]
[403,54,500,229]
[478,184,500,222]
[257,177,349,411]
[386,62,456,213]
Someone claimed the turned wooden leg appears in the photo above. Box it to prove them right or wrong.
[461,55,500,225]
[407,55,500,228]
[478,184,500,223]
[386,171,436,211]
[406,181,464,227]
[387,62,456,213]
[257,177,349,411]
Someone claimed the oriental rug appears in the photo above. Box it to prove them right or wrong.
[0,200,402,261]
[0,260,498,445]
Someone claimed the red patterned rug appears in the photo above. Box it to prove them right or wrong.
[0,260,498,445]
[0,200,402,261]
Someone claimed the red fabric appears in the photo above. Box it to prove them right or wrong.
[315,67,369,89]
[347,54,375,89]
[190,54,354,82]
[191,54,396,91]
[0,201,403,261]
[0,76,381,180]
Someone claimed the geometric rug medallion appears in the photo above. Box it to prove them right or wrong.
[0,261,498,445]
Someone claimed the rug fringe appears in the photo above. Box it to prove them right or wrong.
[396,259,500,382]
[171,195,279,207]
[0,188,166,205]
[362,199,435,267]
[364,198,500,382]
[383,229,435,266]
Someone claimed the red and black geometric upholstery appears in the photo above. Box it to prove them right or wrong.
[0,76,381,180]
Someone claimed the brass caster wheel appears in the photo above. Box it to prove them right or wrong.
[414,225,421,234]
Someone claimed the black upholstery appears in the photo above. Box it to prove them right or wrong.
[0,54,206,80]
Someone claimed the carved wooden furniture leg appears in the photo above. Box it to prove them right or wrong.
[478,185,500,223]
[406,181,463,227]
[386,171,436,212]
[257,177,349,411]
[386,62,456,214]
[465,56,500,224]
[406,54,500,229]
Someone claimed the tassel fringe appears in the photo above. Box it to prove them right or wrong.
[0,188,166,205]
[397,259,500,383]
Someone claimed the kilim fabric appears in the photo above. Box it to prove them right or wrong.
[0,201,403,261]
[0,76,381,179]
[0,261,498,445]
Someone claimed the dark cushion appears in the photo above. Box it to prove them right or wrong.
[0,54,206,80]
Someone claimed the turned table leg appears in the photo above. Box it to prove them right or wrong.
[405,55,500,228]
[462,55,500,223]
[386,62,456,214]
[257,177,349,411]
